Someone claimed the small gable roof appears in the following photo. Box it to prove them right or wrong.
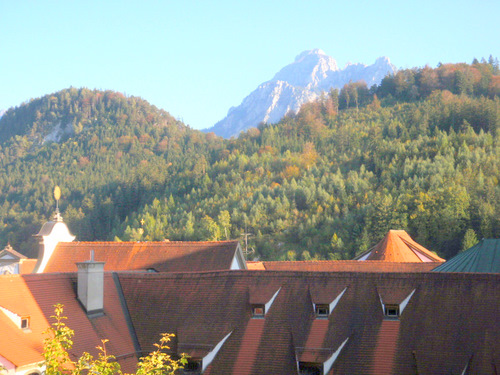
[0,273,136,371]
[0,244,27,261]
[43,240,244,273]
[0,276,46,367]
[355,230,444,262]
[433,239,500,273]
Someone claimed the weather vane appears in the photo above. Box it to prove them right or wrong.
[53,185,62,222]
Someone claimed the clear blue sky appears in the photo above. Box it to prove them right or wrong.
[1,0,498,130]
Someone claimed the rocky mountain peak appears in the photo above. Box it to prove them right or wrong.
[272,49,339,88]
[205,50,396,138]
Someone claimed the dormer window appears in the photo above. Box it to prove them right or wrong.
[298,362,322,375]
[249,286,281,319]
[384,304,399,318]
[315,304,329,318]
[252,304,265,318]
[182,359,201,374]
[21,316,30,330]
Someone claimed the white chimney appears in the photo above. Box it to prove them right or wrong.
[76,251,105,316]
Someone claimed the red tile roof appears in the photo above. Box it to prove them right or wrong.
[233,318,265,374]
[299,319,329,362]
[19,259,37,274]
[371,320,400,375]
[377,285,416,305]
[356,230,445,262]
[252,260,442,272]
[246,261,266,270]
[2,267,500,374]
[0,276,46,367]
[43,240,241,273]
[117,270,500,375]
[309,281,348,305]
[0,273,137,372]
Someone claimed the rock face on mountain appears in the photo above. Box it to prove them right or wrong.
[206,49,396,138]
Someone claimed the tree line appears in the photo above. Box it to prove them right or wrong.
[0,58,498,261]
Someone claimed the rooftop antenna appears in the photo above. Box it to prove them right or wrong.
[53,185,63,222]
[242,223,253,259]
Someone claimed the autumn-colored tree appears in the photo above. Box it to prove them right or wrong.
[417,65,440,97]
[301,142,318,170]
[0,62,498,262]
[43,304,187,375]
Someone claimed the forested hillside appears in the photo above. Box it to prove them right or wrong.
[0,88,220,256]
[0,59,498,260]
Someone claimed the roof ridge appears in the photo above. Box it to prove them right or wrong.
[0,246,27,259]
[62,240,238,245]
[399,237,444,262]
[433,239,498,272]
[115,269,500,281]
[260,260,437,264]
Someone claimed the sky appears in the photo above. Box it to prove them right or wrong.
[1,0,499,130]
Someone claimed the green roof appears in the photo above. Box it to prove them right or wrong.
[433,239,500,273]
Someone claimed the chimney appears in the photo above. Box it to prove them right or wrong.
[76,250,105,316]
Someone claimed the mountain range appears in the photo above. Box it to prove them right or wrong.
[205,49,396,138]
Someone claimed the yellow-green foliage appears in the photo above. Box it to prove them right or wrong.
[43,304,187,375]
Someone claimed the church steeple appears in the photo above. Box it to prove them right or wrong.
[33,186,75,273]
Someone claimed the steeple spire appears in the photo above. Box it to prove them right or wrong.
[53,186,63,222]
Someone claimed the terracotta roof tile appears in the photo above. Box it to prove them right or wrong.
[298,319,329,362]
[44,240,241,273]
[371,320,400,375]
[255,260,442,272]
[117,271,500,374]
[5,268,499,374]
[356,230,445,262]
[0,273,137,371]
[249,282,282,305]
[309,280,349,304]
[0,276,46,367]
[377,284,416,305]
[246,261,265,270]
[233,318,265,374]
[19,259,37,274]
